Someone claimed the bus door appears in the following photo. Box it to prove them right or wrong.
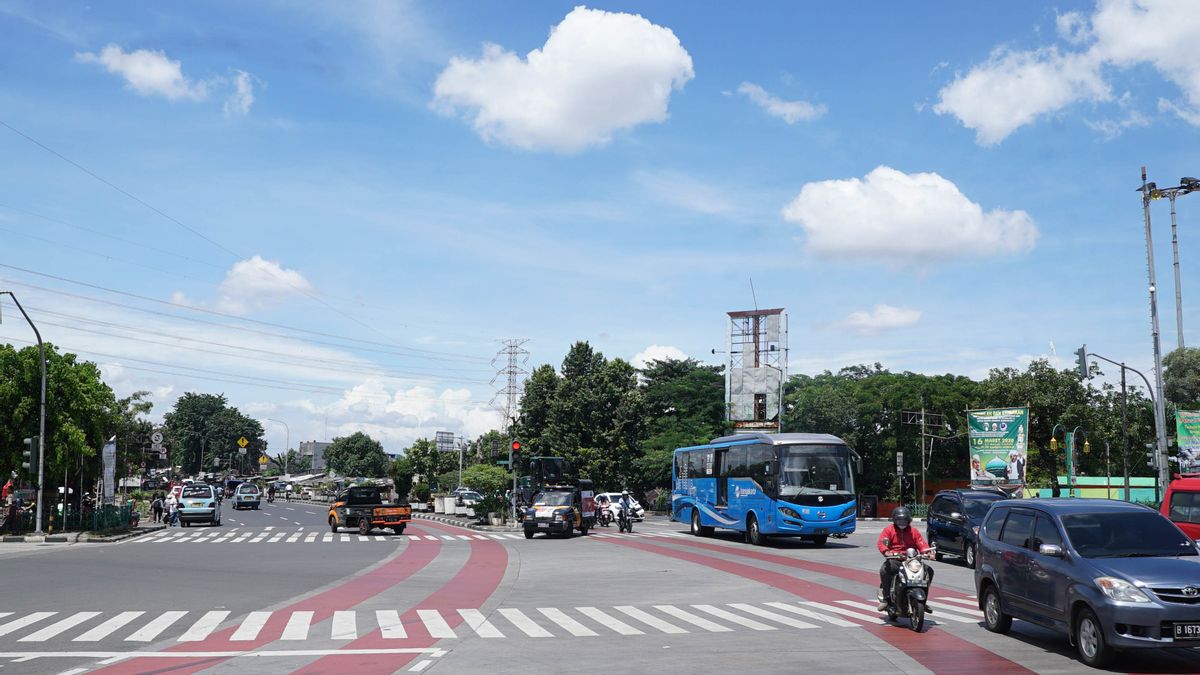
[714,448,728,508]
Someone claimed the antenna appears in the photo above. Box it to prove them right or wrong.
[749,277,759,311]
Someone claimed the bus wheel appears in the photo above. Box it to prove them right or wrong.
[691,509,702,536]
[746,514,763,546]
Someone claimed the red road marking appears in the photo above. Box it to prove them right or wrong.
[90,527,444,675]
[294,523,509,674]
[601,536,1031,674]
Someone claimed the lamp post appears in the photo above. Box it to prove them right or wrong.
[1152,176,1199,349]
[266,418,290,475]
[1139,168,1173,496]
[1,291,47,534]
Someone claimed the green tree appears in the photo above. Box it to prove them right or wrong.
[1165,347,1200,408]
[389,456,415,500]
[162,393,265,475]
[266,449,311,476]
[461,464,510,497]
[402,438,456,485]
[112,391,154,484]
[324,431,389,477]
[632,358,726,493]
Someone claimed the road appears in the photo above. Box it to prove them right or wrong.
[3,503,1200,674]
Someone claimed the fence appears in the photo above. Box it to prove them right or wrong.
[3,503,134,534]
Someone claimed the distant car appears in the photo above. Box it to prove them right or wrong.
[178,484,221,527]
[456,491,483,507]
[232,483,261,510]
[596,492,644,521]
[926,489,1009,568]
[1162,475,1200,539]
[976,498,1200,668]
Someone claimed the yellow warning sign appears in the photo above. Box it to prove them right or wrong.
[237,436,249,448]
[258,455,268,465]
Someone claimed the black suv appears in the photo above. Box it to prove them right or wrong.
[926,488,1007,567]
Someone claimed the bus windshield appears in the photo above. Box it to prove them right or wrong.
[778,444,854,499]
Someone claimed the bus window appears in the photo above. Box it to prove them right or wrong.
[747,444,775,495]
[725,446,748,478]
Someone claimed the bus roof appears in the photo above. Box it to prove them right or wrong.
[678,432,848,451]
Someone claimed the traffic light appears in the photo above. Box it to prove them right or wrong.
[21,436,38,475]
[511,440,522,454]
[1074,345,1089,379]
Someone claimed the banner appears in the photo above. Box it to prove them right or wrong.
[1177,410,1200,473]
[102,437,117,505]
[968,407,1029,485]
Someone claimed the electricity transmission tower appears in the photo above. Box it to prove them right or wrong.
[491,339,530,434]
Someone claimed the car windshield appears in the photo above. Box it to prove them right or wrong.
[182,486,210,498]
[238,485,259,494]
[344,487,382,505]
[963,496,1004,519]
[778,445,854,498]
[535,491,572,506]
[1063,512,1197,558]
[462,492,482,500]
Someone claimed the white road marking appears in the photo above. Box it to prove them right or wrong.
[937,596,982,610]
[424,536,438,541]
[376,610,406,639]
[330,611,356,640]
[613,606,687,634]
[286,533,301,543]
[268,533,286,542]
[497,608,552,638]
[264,526,274,531]
[417,610,455,638]
[653,605,732,632]
[177,610,230,642]
[576,607,642,635]
[798,602,884,624]
[471,535,489,541]
[230,611,271,641]
[537,608,595,637]
[409,660,433,672]
[839,600,975,623]
[764,602,859,627]
[0,613,56,637]
[126,611,188,642]
[281,611,313,640]
[691,605,775,631]
[729,603,817,630]
[458,609,503,638]
[74,612,146,642]
[456,535,472,541]
[440,536,455,541]
[340,534,351,542]
[304,533,317,542]
[19,613,101,642]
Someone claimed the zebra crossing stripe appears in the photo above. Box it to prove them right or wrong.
[764,602,859,628]
[357,535,369,542]
[503,534,524,540]
[340,534,351,542]
[281,611,313,640]
[613,606,687,634]
[486,534,506,540]
[304,533,317,542]
[269,533,286,543]
[537,608,596,637]
[691,605,775,631]
[424,536,438,541]
[799,602,884,624]
[576,607,642,636]
[440,536,455,541]
[126,611,188,642]
[286,533,301,543]
[74,611,145,641]
[729,603,817,630]
[18,612,101,642]
[838,600,975,624]
[323,534,333,542]
[938,596,982,610]
[0,613,56,637]
[376,610,406,639]
[230,611,271,641]
[456,535,472,541]
[497,608,552,638]
[653,605,732,632]
[331,611,356,640]
[457,609,503,638]
[178,610,230,642]
[417,609,455,638]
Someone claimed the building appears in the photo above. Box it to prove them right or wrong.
[299,440,330,471]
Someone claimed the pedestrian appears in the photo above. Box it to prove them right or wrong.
[5,492,23,535]
[285,483,293,502]
[166,492,179,526]
[151,493,164,523]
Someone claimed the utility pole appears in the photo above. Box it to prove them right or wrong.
[901,407,952,508]
[1139,167,1172,496]
[1,291,47,534]
[492,339,529,520]
[1085,350,1161,501]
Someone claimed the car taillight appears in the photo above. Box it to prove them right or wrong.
[207,502,215,508]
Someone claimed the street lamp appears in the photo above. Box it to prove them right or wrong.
[0,291,47,534]
[266,418,290,475]
[1147,176,1198,349]
[1139,168,1173,495]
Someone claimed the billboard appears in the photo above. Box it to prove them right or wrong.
[968,407,1029,485]
[1177,410,1200,473]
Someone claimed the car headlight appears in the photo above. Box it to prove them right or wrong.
[779,506,801,519]
[1095,577,1152,603]
[839,506,855,519]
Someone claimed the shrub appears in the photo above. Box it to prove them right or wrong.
[412,483,432,503]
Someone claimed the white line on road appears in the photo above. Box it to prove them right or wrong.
[74,612,146,642]
[798,602,883,624]
[764,602,859,627]
[839,600,975,623]
[281,611,313,640]
[417,610,455,638]
[497,608,551,638]
[264,526,274,531]
[652,605,732,632]
[177,610,230,642]
[230,611,272,641]
[331,611,356,640]
[409,660,432,672]
[729,603,817,630]
[458,609,503,638]
[0,613,56,637]
[614,606,686,634]
[576,607,642,635]
[537,608,595,637]
[126,611,188,642]
[19,613,101,642]
[424,536,438,541]
[376,610,406,639]
[691,605,775,631]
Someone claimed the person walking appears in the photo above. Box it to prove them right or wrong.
[151,493,164,523]
[166,492,179,526]
[285,483,293,502]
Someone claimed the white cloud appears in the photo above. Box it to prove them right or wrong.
[831,305,921,335]
[633,170,740,216]
[431,6,694,152]
[224,70,255,116]
[781,166,1039,261]
[214,255,314,315]
[631,344,688,369]
[76,44,209,101]
[935,0,1200,144]
[736,82,825,124]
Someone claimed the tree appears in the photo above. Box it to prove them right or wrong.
[112,391,154,485]
[162,393,264,475]
[402,438,456,485]
[324,431,389,477]
[266,449,311,477]
[389,457,415,500]
[633,358,726,494]
[461,464,510,497]
[1165,347,1200,409]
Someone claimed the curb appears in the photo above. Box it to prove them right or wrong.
[1,524,169,544]
[413,512,522,533]
[80,524,168,543]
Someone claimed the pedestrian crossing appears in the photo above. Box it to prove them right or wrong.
[0,597,984,644]
[132,529,697,545]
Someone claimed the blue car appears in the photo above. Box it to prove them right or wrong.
[976,498,1200,668]
[178,483,221,527]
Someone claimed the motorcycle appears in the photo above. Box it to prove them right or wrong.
[596,506,612,527]
[617,505,634,533]
[884,547,935,632]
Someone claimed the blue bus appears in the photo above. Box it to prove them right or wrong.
[671,432,860,546]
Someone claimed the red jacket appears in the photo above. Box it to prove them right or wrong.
[877,524,931,555]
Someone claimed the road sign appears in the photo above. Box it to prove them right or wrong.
[896,452,903,473]
[496,460,510,466]
[237,436,249,448]
[151,431,163,444]
[258,455,268,465]
[151,442,163,452]
[239,447,247,455]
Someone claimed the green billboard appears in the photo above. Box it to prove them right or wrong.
[968,407,1029,485]
[1177,410,1200,473]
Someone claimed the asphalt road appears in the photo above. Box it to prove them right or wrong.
[3,504,1200,674]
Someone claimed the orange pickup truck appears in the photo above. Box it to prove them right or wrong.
[328,486,411,535]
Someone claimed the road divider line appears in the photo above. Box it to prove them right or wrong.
[652,605,732,632]
[177,611,230,642]
[74,612,145,642]
[457,609,503,638]
[18,612,101,642]
[497,608,551,637]
[576,607,642,635]
[613,606,687,634]
[230,611,272,641]
[537,608,596,636]
[126,611,188,642]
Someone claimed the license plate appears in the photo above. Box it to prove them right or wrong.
[814,528,828,535]
[1174,623,1200,640]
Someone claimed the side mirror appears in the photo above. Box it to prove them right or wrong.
[1039,544,1064,558]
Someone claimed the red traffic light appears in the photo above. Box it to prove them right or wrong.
[511,440,522,452]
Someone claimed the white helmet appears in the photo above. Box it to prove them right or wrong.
[621,490,629,497]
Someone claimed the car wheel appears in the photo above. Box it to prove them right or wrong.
[524,529,534,539]
[393,525,405,535]
[359,519,371,536]
[811,534,828,547]
[1075,608,1114,668]
[964,541,976,568]
[982,586,1011,634]
[746,514,763,546]
[329,516,338,533]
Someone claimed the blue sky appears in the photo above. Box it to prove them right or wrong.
[1,1,1198,453]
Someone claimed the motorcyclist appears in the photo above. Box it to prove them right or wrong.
[876,506,934,610]
[267,485,275,503]
[617,490,636,522]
